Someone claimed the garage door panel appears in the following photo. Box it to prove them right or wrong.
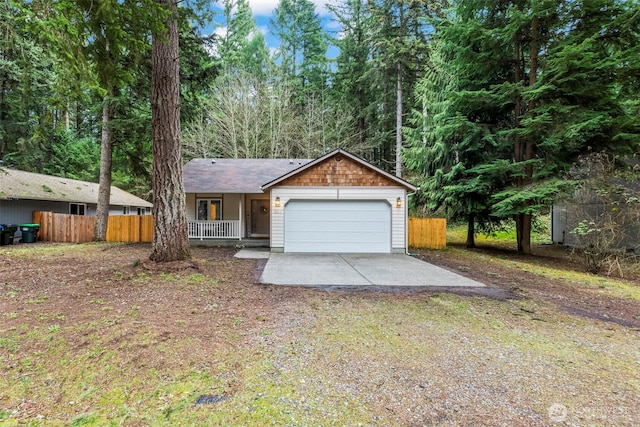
[284,200,391,253]
[286,231,389,243]
[286,219,388,232]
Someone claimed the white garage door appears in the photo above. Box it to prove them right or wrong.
[284,200,391,253]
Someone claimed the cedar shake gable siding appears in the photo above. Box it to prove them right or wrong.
[277,154,400,187]
[261,149,417,191]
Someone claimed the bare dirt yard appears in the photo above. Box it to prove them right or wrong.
[1,241,639,426]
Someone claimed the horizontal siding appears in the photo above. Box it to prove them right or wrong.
[273,187,338,200]
[392,206,405,249]
[271,189,283,248]
[185,193,196,220]
[337,187,405,200]
[0,200,68,225]
[222,194,240,220]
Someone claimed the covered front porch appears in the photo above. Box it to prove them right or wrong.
[185,192,271,241]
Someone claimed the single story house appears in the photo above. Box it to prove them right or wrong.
[0,168,152,231]
[183,148,417,253]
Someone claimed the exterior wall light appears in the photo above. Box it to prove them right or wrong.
[275,196,281,208]
[396,197,402,208]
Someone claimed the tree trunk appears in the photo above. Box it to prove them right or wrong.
[466,213,476,248]
[518,14,540,256]
[150,0,191,262]
[512,24,533,255]
[395,60,403,178]
[515,15,539,255]
[395,3,404,178]
[94,91,113,241]
[76,101,82,134]
[65,100,70,131]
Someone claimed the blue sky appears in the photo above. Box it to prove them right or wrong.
[208,0,341,60]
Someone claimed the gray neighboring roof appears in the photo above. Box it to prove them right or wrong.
[0,168,152,207]
[183,158,313,193]
[261,148,418,191]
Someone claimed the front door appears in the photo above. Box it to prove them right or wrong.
[250,199,270,237]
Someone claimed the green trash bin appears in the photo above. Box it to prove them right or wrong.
[0,224,17,245]
[19,223,40,243]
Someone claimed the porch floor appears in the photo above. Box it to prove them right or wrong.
[189,238,269,248]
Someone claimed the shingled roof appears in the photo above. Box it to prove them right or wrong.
[0,168,152,207]
[183,158,312,193]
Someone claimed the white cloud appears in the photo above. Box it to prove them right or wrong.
[214,25,228,38]
[248,0,330,17]
[247,0,279,16]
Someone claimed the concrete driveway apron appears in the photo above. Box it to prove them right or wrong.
[259,253,484,287]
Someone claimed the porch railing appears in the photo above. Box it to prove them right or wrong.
[188,220,241,240]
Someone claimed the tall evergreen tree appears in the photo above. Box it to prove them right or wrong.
[218,0,270,75]
[0,0,53,163]
[150,0,190,262]
[272,0,328,101]
[405,0,640,254]
[24,0,156,240]
[404,11,512,247]
[366,0,439,175]
[329,0,375,156]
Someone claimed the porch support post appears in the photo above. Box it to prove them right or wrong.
[238,195,243,240]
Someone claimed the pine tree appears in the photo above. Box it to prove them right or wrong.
[150,0,191,262]
[329,0,375,156]
[366,0,438,175]
[405,0,640,254]
[218,0,270,75]
[272,0,328,101]
[404,11,513,247]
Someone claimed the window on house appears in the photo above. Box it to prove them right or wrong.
[69,203,86,215]
[196,199,222,221]
[123,206,130,215]
[137,207,150,215]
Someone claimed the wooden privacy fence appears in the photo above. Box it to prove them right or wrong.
[33,211,153,243]
[33,211,443,248]
[34,211,96,243]
[408,217,447,250]
[106,215,153,243]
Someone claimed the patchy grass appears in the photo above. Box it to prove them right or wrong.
[445,223,640,300]
[0,242,639,426]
